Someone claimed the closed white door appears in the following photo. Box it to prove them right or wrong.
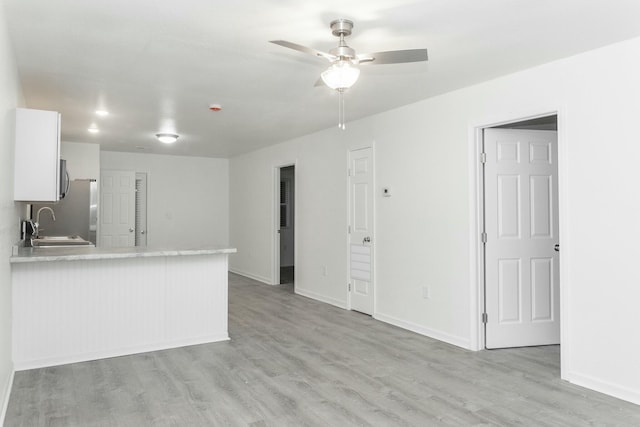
[349,147,374,315]
[100,170,136,248]
[484,129,559,349]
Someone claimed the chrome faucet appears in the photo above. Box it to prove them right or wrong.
[33,206,56,238]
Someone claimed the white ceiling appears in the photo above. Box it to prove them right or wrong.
[5,0,640,158]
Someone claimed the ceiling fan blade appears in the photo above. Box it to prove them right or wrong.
[359,49,428,65]
[269,40,335,61]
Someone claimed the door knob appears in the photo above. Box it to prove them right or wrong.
[140,230,145,235]
[363,236,371,244]
[554,244,560,252]
[129,228,134,233]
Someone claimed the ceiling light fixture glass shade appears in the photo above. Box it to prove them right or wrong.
[156,133,179,144]
[321,61,360,90]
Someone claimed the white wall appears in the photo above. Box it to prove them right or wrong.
[230,134,357,306]
[0,3,24,421]
[230,36,640,404]
[61,142,100,180]
[101,151,229,248]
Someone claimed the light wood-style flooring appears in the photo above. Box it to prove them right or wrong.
[6,273,640,426]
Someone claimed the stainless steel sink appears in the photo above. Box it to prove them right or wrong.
[31,235,94,248]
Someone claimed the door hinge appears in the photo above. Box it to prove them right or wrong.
[348,168,352,177]
[348,283,351,292]
[482,313,488,324]
[481,232,487,243]
[480,152,487,164]
[348,225,351,234]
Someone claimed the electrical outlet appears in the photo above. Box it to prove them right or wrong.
[422,286,430,299]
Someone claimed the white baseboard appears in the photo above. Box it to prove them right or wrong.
[0,369,15,426]
[229,268,272,285]
[374,312,471,350]
[14,334,230,371]
[564,371,640,406]
[295,288,347,310]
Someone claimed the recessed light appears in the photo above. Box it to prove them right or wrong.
[95,110,109,116]
[88,127,99,133]
[156,133,179,144]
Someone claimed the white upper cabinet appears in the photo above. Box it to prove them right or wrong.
[14,108,62,202]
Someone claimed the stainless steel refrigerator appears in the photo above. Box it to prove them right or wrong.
[31,179,98,244]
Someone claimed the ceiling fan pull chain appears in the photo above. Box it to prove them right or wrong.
[338,89,346,130]
[338,89,342,129]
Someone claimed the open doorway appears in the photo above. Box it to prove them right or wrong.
[278,165,295,289]
[479,114,560,349]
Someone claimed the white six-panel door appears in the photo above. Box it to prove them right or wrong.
[349,147,374,315]
[100,170,136,248]
[484,129,559,349]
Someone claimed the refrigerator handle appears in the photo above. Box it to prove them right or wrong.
[64,170,70,196]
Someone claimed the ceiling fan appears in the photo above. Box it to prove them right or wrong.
[270,19,429,129]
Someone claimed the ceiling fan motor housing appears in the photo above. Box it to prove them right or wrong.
[329,45,356,59]
[329,19,355,59]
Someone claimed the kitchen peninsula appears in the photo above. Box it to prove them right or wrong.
[10,245,236,370]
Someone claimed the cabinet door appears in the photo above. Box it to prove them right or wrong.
[14,108,61,202]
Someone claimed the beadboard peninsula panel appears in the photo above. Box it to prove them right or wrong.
[165,254,228,342]
[12,253,231,370]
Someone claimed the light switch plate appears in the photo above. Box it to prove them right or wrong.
[422,286,430,299]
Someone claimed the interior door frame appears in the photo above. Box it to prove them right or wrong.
[469,110,568,368]
[134,172,148,247]
[273,161,297,287]
[346,144,376,313]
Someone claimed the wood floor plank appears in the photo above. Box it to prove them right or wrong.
[5,273,640,426]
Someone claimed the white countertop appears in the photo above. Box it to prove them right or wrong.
[11,245,237,263]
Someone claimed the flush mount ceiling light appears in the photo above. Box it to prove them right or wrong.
[155,133,179,144]
[88,126,99,133]
[95,110,109,116]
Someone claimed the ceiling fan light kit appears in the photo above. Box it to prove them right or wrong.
[321,62,360,90]
[270,18,428,130]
